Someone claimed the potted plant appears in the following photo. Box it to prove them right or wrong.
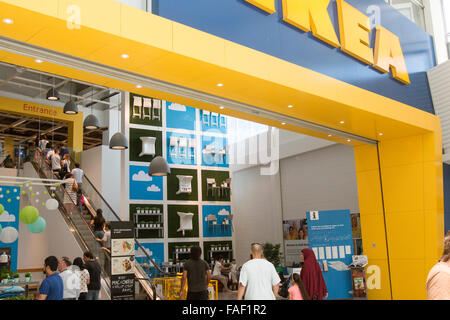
[0,273,8,284]
[13,272,20,283]
[25,272,31,282]
[263,243,283,267]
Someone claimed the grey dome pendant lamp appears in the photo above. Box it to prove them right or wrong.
[46,77,60,101]
[109,106,128,150]
[83,87,100,130]
[148,156,171,176]
[63,82,78,114]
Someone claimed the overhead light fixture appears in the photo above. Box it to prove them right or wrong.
[379,133,383,136]
[64,82,78,114]
[148,156,171,176]
[219,106,225,110]
[288,105,293,108]
[347,139,351,142]
[63,100,78,115]
[84,114,100,130]
[281,122,286,125]
[328,134,332,137]
[35,59,43,63]
[2,18,13,24]
[217,83,224,87]
[340,121,345,124]
[136,85,142,88]
[109,132,128,150]
[121,54,130,59]
[46,88,60,101]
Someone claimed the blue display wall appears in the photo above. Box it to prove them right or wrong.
[0,186,21,272]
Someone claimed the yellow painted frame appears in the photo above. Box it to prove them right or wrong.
[0,0,444,299]
[0,96,84,153]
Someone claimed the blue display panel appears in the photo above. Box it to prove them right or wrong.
[201,135,229,168]
[307,209,354,300]
[166,102,196,131]
[129,165,163,200]
[154,0,435,114]
[0,186,21,272]
[166,131,197,166]
[202,205,232,238]
[135,242,165,278]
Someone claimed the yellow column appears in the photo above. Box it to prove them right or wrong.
[354,144,392,300]
[4,138,15,158]
[67,115,84,161]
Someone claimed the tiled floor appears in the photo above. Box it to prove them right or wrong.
[218,291,238,300]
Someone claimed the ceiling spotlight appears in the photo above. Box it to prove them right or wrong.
[288,105,293,108]
[35,59,43,63]
[379,133,383,136]
[347,139,351,142]
[219,106,225,110]
[2,18,13,24]
[281,122,286,125]
[46,88,60,101]
[328,134,332,137]
[121,54,130,59]
[340,121,345,124]
[217,83,224,87]
[136,85,142,89]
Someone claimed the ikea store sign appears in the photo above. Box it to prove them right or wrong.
[246,0,409,84]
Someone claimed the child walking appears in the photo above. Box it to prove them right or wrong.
[288,273,310,300]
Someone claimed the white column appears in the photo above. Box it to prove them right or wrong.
[423,0,449,64]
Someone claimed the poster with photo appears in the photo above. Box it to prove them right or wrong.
[283,219,309,266]
[112,256,135,276]
[111,238,135,257]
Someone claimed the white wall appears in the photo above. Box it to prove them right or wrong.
[17,163,83,269]
[424,0,449,64]
[232,165,283,265]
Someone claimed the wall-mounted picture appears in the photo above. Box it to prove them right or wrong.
[166,102,196,131]
[201,135,229,168]
[135,242,165,278]
[283,219,308,241]
[167,168,198,201]
[167,132,197,166]
[202,205,232,238]
[200,109,227,135]
[130,204,164,239]
[168,241,200,264]
[129,128,162,163]
[201,170,231,202]
[129,165,163,201]
[167,205,199,239]
[203,241,233,264]
[130,93,163,127]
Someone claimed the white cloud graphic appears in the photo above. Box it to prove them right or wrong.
[147,185,161,192]
[0,211,15,222]
[168,103,186,112]
[132,171,152,182]
[218,209,230,216]
[328,261,348,272]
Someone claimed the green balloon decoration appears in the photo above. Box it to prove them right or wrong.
[0,224,2,235]
[0,204,4,215]
[19,206,39,224]
[27,217,46,234]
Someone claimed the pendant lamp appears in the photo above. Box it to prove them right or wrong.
[63,82,78,114]
[148,156,171,176]
[46,87,60,101]
[84,87,100,129]
[109,132,128,150]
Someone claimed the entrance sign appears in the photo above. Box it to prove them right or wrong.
[247,0,410,84]
[307,209,354,300]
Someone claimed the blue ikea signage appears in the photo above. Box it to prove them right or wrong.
[153,0,435,114]
[306,209,354,300]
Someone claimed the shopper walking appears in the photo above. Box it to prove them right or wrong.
[73,257,90,300]
[90,209,106,239]
[288,273,310,300]
[63,172,78,215]
[50,148,62,178]
[39,135,49,153]
[300,249,327,300]
[237,243,281,300]
[71,163,84,210]
[37,256,63,300]
[426,231,450,300]
[229,259,238,290]
[212,256,233,293]
[180,246,211,300]
[61,153,71,178]
[83,251,102,300]
[58,256,80,300]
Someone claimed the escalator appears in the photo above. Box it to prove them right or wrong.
[26,152,174,300]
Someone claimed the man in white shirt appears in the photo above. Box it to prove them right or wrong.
[212,256,233,293]
[49,148,61,178]
[72,163,84,210]
[58,257,80,300]
[237,243,281,300]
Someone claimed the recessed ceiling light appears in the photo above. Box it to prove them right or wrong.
[288,105,293,108]
[219,106,225,110]
[3,18,13,24]
[217,83,224,87]
[136,85,142,89]
[121,54,130,59]
[347,139,351,142]
[35,59,43,63]
[379,133,383,136]
[281,122,286,125]
[340,121,345,124]
[328,134,332,137]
